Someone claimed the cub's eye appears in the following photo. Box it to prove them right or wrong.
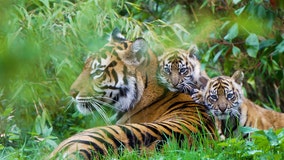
[164,67,171,74]
[210,94,218,100]
[179,67,187,74]
[227,93,234,99]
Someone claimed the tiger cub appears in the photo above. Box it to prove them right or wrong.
[158,45,208,95]
[198,70,284,139]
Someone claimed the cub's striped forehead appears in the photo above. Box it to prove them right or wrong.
[208,76,235,91]
[160,49,189,65]
[159,49,196,73]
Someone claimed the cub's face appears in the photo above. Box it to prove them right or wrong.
[203,71,244,120]
[70,29,148,115]
[158,46,203,94]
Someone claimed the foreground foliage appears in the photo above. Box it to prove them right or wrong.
[0,0,283,159]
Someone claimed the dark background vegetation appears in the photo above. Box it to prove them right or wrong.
[0,0,283,159]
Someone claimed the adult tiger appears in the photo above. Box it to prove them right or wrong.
[195,70,284,139]
[49,29,216,159]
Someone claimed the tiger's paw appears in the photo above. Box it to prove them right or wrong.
[191,89,204,104]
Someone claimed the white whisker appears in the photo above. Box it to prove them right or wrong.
[95,96,124,112]
[90,101,112,125]
[65,97,75,112]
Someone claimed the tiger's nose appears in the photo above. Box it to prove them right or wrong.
[70,89,79,98]
[218,105,227,113]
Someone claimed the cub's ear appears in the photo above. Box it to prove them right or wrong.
[187,44,199,58]
[111,28,126,42]
[232,70,244,85]
[199,76,209,90]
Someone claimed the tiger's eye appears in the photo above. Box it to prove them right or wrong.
[210,94,218,100]
[91,69,103,77]
[164,67,171,74]
[179,67,187,74]
[227,93,234,99]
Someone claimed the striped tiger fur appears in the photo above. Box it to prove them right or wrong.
[198,70,284,139]
[49,97,214,159]
[49,29,216,159]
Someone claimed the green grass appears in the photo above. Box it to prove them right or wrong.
[0,0,283,159]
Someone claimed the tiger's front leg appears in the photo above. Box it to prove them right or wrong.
[215,118,226,141]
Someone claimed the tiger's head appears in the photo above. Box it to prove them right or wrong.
[158,45,208,94]
[203,70,244,120]
[70,28,148,115]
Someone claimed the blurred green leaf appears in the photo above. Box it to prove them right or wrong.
[264,129,279,147]
[235,6,246,16]
[213,47,226,62]
[221,21,231,30]
[243,150,262,156]
[275,40,284,53]
[246,34,259,58]
[232,46,241,56]
[240,126,259,134]
[272,60,281,70]
[259,39,275,49]
[233,0,242,4]
[224,23,239,41]
[204,44,219,62]
[247,75,256,90]
[35,116,42,135]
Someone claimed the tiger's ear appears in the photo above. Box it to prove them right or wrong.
[131,38,147,55]
[122,38,147,66]
[187,44,199,59]
[199,76,209,89]
[111,28,126,42]
[232,70,244,86]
